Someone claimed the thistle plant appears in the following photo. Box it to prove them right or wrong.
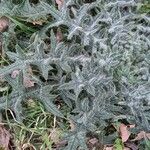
[0,0,150,149]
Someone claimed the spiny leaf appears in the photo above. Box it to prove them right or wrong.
[41,97,64,118]
[65,131,87,150]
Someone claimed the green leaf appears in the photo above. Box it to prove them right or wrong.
[114,138,124,150]
[41,97,64,118]
[65,131,87,150]
[145,138,150,150]
[12,96,24,122]
[15,44,27,59]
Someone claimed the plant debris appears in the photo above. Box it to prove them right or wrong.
[0,17,9,32]
[0,125,11,150]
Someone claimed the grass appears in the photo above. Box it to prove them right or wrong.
[2,99,69,149]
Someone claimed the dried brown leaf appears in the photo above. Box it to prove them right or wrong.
[56,28,63,42]
[0,17,9,32]
[32,19,46,25]
[55,140,67,149]
[104,146,113,150]
[123,148,130,150]
[89,138,98,145]
[11,69,35,88]
[88,138,104,150]
[27,66,33,75]
[68,119,75,131]
[22,143,36,150]
[11,70,20,78]
[125,141,138,150]
[132,131,150,141]
[0,125,11,150]
[56,0,64,10]
[50,128,61,144]
[23,76,35,88]
[27,99,37,108]
[128,124,135,129]
[119,124,130,142]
